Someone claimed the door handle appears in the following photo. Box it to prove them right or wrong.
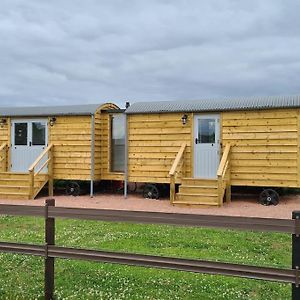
[195,138,199,144]
[29,142,32,146]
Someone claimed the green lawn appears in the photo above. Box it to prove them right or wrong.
[0,215,292,299]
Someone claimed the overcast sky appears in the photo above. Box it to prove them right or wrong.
[0,0,299,108]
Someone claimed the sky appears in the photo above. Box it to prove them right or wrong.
[0,0,300,108]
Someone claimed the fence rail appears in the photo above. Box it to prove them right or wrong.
[0,201,299,300]
[0,204,297,233]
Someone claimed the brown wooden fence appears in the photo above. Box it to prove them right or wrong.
[0,199,299,300]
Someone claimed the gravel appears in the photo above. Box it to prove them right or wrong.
[0,192,299,219]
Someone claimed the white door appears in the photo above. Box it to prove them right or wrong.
[194,114,220,178]
[11,119,48,172]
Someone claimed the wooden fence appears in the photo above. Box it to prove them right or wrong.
[0,200,299,300]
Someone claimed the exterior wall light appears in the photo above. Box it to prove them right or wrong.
[181,114,188,125]
[49,117,57,127]
[0,118,7,128]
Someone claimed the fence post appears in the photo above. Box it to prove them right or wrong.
[292,211,300,300]
[45,199,55,300]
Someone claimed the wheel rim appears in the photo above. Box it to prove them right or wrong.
[66,182,80,196]
[143,185,159,199]
[259,189,279,206]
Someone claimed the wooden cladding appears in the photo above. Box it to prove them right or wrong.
[127,108,300,188]
[222,109,299,187]
[127,113,192,183]
[49,116,92,180]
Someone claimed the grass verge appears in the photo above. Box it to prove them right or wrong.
[0,215,291,299]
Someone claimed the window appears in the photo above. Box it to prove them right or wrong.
[110,114,125,172]
[198,119,215,143]
[32,122,46,146]
[14,123,28,145]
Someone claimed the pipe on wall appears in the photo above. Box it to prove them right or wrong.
[124,112,128,199]
[90,114,95,197]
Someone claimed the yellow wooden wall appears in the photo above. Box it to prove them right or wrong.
[127,113,192,183]
[127,109,300,188]
[49,115,92,180]
[0,120,9,171]
[222,109,299,187]
[94,105,124,181]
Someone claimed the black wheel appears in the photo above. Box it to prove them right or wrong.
[259,189,279,206]
[128,182,137,193]
[65,181,81,196]
[143,184,160,199]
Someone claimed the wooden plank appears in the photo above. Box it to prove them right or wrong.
[129,140,190,147]
[129,134,190,141]
[128,146,191,153]
[232,145,298,152]
[227,139,297,146]
[129,128,191,135]
[231,166,297,174]
[231,153,297,160]
[231,173,296,181]
[128,121,185,129]
[223,125,297,133]
[223,132,298,140]
[231,159,297,167]
[298,110,300,186]
[222,109,296,120]
[232,179,298,188]
[223,118,297,126]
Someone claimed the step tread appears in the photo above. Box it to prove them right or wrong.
[173,201,219,206]
[0,192,29,196]
[177,193,218,197]
[0,172,28,175]
[0,178,46,181]
[180,185,218,189]
[182,177,217,181]
[0,185,28,188]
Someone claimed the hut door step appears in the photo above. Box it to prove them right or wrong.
[173,178,220,206]
[0,172,48,200]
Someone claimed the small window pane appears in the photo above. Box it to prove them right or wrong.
[15,123,28,145]
[32,122,46,146]
[111,114,125,172]
[198,119,215,143]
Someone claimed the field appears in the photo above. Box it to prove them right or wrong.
[0,215,291,300]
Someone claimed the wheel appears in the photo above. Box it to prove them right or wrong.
[65,181,81,196]
[128,182,137,193]
[143,184,160,199]
[259,189,279,206]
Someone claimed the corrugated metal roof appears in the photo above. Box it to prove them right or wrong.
[0,103,105,117]
[126,95,300,114]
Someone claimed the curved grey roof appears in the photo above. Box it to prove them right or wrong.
[0,103,106,117]
[126,95,300,114]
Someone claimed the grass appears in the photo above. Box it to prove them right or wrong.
[0,215,292,299]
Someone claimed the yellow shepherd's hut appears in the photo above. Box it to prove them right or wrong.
[125,95,300,206]
[0,102,125,199]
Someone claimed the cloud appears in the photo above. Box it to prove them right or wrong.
[0,0,299,107]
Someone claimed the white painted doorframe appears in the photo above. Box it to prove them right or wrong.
[193,114,220,178]
[11,119,48,172]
